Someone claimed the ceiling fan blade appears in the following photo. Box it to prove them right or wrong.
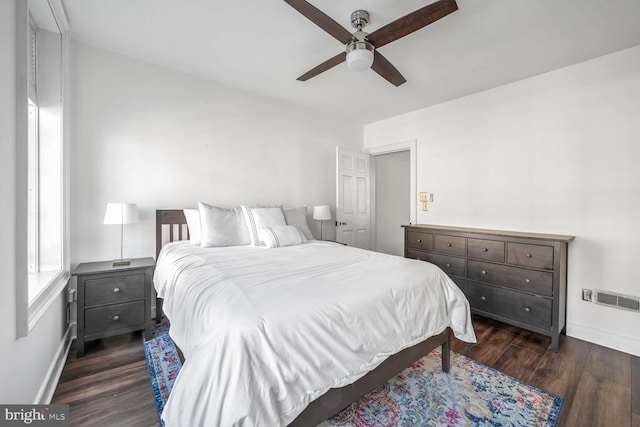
[297,52,346,81]
[284,0,353,45]
[371,51,406,87]
[367,0,458,49]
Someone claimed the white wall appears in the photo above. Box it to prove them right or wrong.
[70,41,361,265]
[374,151,410,256]
[364,45,640,357]
[0,0,68,404]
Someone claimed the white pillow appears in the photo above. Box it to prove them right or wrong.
[241,205,287,246]
[198,202,251,247]
[258,225,308,248]
[183,208,202,245]
[283,207,313,240]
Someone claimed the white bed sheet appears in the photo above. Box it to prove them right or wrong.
[154,240,476,427]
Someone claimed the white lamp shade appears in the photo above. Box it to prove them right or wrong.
[104,203,139,225]
[313,205,332,221]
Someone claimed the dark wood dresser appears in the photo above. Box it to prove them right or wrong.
[403,224,574,351]
[73,258,155,357]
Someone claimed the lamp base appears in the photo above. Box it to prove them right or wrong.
[112,259,131,267]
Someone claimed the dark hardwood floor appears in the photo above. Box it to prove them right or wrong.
[52,315,640,426]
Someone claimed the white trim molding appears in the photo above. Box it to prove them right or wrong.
[567,321,640,357]
[366,139,417,224]
[34,322,73,404]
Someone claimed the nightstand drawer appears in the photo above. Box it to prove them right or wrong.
[85,273,145,306]
[84,300,145,336]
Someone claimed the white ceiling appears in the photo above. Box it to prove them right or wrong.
[61,0,640,125]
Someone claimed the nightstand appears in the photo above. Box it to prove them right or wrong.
[73,257,155,357]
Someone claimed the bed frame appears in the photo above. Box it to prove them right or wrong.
[154,209,451,426]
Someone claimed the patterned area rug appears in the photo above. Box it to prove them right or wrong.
[143,323,562,427]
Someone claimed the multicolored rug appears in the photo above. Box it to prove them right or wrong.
[143,323,562,426]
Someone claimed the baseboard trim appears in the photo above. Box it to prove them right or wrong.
[567,321,640,357]
[34,322,74,404]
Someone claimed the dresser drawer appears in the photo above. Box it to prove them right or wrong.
[434,234,466,256]
[466,281,552,330]
[424,253,466,278]
[467,260,553,296]
[85,273,145,306]
[84,300,145,336]
[406,249,430,262]
[468,238,505,262]
[406,231,433,251]
[507,242,554,270]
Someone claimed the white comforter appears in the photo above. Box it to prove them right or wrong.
[154,241,476,427]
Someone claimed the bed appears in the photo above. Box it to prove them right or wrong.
[154,209,476,426]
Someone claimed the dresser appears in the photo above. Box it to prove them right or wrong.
[73,258,155,357]
[403,225,573,351]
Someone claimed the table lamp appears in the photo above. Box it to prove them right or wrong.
[104,202,139,266]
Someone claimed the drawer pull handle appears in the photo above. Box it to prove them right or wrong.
[417,239,422,243]
[526,253,532,258]
[113,315,120,321]
[525,279,531,284]
[524,307,531,312]
[447,243,452,247]
[445,263,451,268]
[113,288,120,293]
[481,296,486,301]
[482,248,488,252]
[481,270,487,275]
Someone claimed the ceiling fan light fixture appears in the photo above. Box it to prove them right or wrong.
[346,40,374,71]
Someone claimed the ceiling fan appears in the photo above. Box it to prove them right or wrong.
[284,0,458,87]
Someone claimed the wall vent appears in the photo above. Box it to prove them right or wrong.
[594,290,640,313]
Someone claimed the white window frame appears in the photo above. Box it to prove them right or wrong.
[16,0,70,337]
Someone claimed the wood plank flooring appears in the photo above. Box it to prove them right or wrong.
[52,315,640,426]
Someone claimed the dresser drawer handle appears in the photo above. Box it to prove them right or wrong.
[113,315,120,321]
[482,248,488,252]
[417,239,422,243]
[524,307,531,312]
[447,243,452,247]
[481,296,486,301]
[445,263,451,268]
[526,253,532,258]
[481,270,487,275]
[113,287,120,293]
[525,279,531,284]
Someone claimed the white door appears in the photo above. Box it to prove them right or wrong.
[336,147,371,249]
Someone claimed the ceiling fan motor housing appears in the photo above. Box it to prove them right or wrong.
[350,10,370,29]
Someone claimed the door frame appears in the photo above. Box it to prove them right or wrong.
[366,139,417,251]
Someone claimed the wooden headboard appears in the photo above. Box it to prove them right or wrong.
[155,209,189,259]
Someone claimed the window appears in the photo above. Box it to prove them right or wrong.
[18,0,68,336]
[27,10,63,302]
